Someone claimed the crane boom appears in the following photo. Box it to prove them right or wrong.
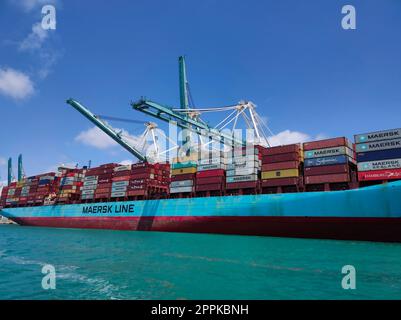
[131,99,246,147]
[66,99,147,162]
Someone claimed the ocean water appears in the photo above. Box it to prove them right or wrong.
[0,224,401,300]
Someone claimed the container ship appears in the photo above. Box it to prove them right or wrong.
[1,58,401,242]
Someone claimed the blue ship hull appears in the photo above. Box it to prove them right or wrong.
[1,181,401,242]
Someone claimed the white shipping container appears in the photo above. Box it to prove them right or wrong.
[114,165,132,172]
[81,189,95,195]
[169,186,193,193]
[112,181,129,187]
[111,186,128,192]
[357,158,401,172]
[81,184,98,191]
[226,174,258,183]
[198,157,226,165]
[226,167,259,177]
[81,194,94,200]
[197,163,226,171]
[170,180,193,188]
[110,191,126,198]
[228,154,260,164]
[83,180,98,186]
[226,160,260,171]
[84,175,98,181]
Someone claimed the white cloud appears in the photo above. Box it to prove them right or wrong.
[75,127,118,149]
[267,130,326,147]
[0,157,6,166]
[19,22,48,51]
[75,126,143,150]
[0,68,35,100]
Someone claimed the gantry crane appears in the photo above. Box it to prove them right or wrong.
[131,56,272,150]
[66,99,178,163]
[67,57,272,163]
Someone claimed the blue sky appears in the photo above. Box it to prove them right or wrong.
[1,0,401,183]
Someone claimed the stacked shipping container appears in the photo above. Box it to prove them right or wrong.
[303,137,357,191]
[225,145,264,194]
[0,173,58,207]
[261,144,304,193]
[355,128,401,183]
[170,155,197,196]
[81,162,170,201]
[196,151,226,196]
[56,168,84,204]
[127,162,170,198]
[81,163,118,201]
[3,127,401,208]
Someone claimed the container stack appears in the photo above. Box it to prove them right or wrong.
[56,168,84,204]
[111,164,133,199]
[355,128,401,184]
[303,137,358,191]
[170,154,197,197]
[33,173,56,204]
[2,173,58,207]
[225,145,265,195]
[2,182,18,207]
[126,162,170,199]
[261,144,304,193]
[81,163,118,202]
[195,151,226,197]
[0,186,8,208]
[23,176,40,206]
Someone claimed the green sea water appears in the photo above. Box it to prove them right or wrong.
[1,224,401,300]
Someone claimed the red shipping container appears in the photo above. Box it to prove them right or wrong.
[303,137,349,151]
[261,144,301,156]
[99,163,119,169]
[131,167,155,174]
[96,182,112,188]
[305,173,350,184]
[358,168,401,181]
[304,164,349,176]
[196,176,225,185]
[112,176,132,182]
[127,190,147,196]
[130,173,153,180]
[95,188,110,194]
[95,193,110,199]
[226,181,258,189]
[113,170,132,177]
[130,179,150,185]
[131,162,148,169]
[196,169,225,178]
[98,178,111,184]
[262,161,300,171]
[127,185,148,191]
[262,153,300,164]
[261,177,300,187]
[196,183,223,191]
[98,173,113,179]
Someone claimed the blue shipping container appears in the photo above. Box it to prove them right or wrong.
[356,148,401,162]
[304,155,348,167]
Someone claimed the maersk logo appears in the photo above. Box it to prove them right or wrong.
[367,131,400,140]
[82,204,134,214]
